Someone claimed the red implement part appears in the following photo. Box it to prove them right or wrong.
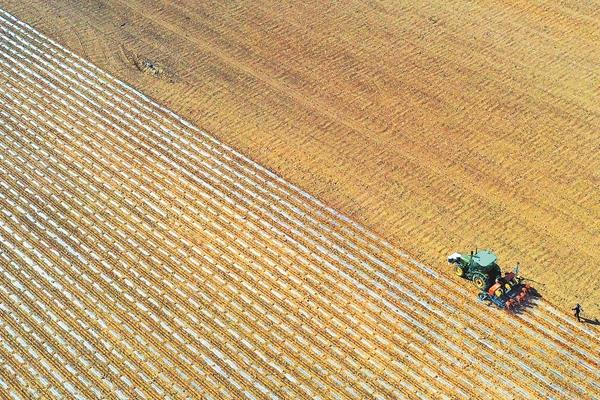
[488,282,502,296]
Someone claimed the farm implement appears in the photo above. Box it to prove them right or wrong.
[447,250,532,311]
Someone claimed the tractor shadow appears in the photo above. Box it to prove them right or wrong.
[526,286,542,300]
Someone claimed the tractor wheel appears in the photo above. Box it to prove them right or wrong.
[472,274,487,290]
[454,266,464,277]
[494,288,505,297]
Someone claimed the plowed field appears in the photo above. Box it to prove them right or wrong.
[0,0,597,312]
[0,9,598,399]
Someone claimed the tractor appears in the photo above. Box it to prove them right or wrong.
[447,249,532,310]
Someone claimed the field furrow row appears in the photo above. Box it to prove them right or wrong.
[0,8,597,399]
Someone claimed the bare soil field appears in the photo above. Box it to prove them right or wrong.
[0,8,599,399]
[0,0,597,312]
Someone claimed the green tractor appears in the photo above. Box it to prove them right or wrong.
[448,249,532,310]
[447,249,501,290]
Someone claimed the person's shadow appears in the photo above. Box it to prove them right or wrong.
[580,317,600,326]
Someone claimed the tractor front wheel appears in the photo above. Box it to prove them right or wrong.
[454,266,464,277]
[472,274,487,289]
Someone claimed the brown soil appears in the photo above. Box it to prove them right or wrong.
[0,5,598,397]
[1,0,598,313]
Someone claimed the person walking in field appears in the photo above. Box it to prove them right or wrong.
[572,304,583,322]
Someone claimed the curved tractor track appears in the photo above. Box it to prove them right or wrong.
[0,9,597,400]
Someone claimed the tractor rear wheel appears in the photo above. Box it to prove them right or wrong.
[472,274,487,289]
[454,266,464,277]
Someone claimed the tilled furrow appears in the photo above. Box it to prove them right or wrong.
[0,50,564,396]
[0,223,162,399]
[0,90,500,396]
[0,68,464,396]
[0,81,580,400]
[0,94,552,400]
[0,7,597,399]
[0,50,580,400]
[2,22,592,384]
[0,208,204,399]
[0,101,370,399]
[0,183,258,400]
